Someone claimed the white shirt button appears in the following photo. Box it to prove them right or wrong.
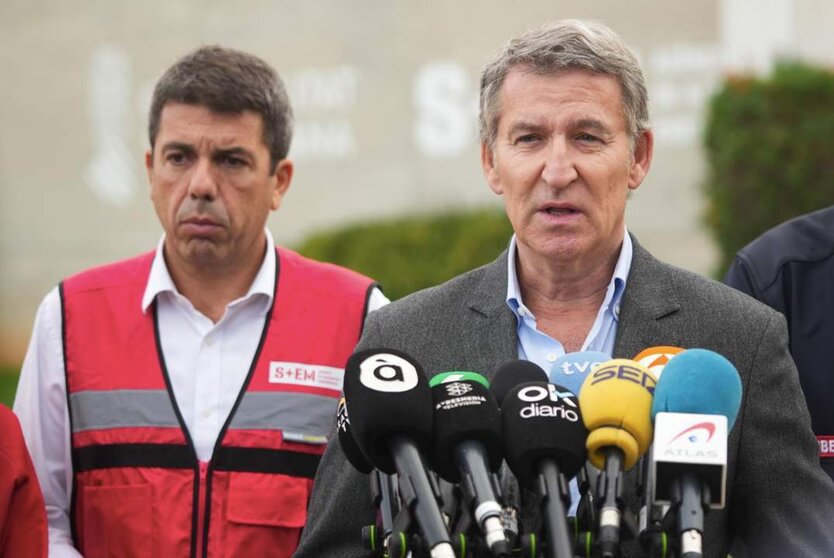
[547,353,558,362]
[614,304,621,318]
[518,308,526,317]
[205,335,214,346]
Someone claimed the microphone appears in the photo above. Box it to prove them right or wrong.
[650,349,742,558]
[633,346,685,380]
[429,371,510,556]
[578,359,658,558]
[337,396,374,474]
[337,396,400,552]
[491,359,549,405]
[490,360,548,550]
[549,350,609,397]
[501,380,588,558]
[343,348,455,558]
[631,346,685,556]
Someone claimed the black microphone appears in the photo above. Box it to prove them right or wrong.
[343,348,455,558]
[337,395,374,474]
[490,360,550,549]
[501,380,588,558]
[491,359,549,405]
[429,371,510,556]
[337,396,400,551]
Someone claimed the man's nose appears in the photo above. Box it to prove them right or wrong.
[187,158,218,200]
[541,139,578,189]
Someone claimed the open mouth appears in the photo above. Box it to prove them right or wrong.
[544,207,578,215]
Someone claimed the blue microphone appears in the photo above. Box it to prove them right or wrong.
[650,349,743,558]
[549,351,609,396]
[651,349,742,426]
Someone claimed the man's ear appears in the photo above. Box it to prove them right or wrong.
[628,129,654,191]
[145,150,154,182]
[270,159,294,211]
[481,142,503,195]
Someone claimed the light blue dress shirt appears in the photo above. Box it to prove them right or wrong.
[504,231,633,514]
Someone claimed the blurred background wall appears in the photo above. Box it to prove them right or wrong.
[2,0,834,364]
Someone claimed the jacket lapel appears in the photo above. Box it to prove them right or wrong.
[614,236,683,359]
[464,250,518,381]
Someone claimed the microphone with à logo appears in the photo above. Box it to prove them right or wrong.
[343,348,455,558]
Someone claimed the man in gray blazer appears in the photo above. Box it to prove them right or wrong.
[296,19,834,558]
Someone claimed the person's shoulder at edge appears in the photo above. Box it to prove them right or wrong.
[731,206,834,288]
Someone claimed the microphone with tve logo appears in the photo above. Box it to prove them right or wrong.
[501,380,588,558]
[343,348,454,558]
[549,350,609,397]
[578,359,658,558]
[429,371,510,556]
[650,349,742,558]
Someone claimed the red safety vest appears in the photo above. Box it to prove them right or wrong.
[61,248,374,558]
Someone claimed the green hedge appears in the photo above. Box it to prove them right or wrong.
[296,209,513,300]
[0,367,19,408]
[704,62,834,276]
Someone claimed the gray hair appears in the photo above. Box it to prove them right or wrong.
[148,45,293,170]
[479,19,649,148]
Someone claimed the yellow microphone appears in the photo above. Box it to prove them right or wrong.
[578,359,658,558]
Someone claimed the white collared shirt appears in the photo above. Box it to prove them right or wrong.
[14,229,388,557]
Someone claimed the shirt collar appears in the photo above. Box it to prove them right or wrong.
[505,230,632,319]
[141,228,277,313]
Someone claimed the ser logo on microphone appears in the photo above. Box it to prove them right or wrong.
[358,353,419,393]
[589,362,657,395]
[516,384,580,422]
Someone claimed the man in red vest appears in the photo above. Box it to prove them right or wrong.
[14,46,386,558]
[0,404,47,558]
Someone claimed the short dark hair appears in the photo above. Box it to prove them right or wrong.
[148,45,293,168]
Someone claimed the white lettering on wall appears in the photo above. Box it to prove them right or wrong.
[85,44,137,206]
[413,61,476,158]
[287,66,358,161]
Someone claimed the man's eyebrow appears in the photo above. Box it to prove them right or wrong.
[505,120,546,136]
[160,141,196,154]
[573,118,613,135]
[212,146,254,159]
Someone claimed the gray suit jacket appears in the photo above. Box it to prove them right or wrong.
[295,239,834,558]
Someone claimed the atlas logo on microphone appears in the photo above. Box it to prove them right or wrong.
[516,384,580,422]
[358,353,420,393]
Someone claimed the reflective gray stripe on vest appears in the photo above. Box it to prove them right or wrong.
[229,391,338,439]
[70,390,180,432]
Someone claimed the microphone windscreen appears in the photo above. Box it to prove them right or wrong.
[343,348,433,473]
[336,396,373,474]
[578,359,657,470]
[491,360,548,406]
[633,346,685,379]
[549,351,610,396]
[429,371,503,482]
[651,349,743,429]
[500,381,587,487]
